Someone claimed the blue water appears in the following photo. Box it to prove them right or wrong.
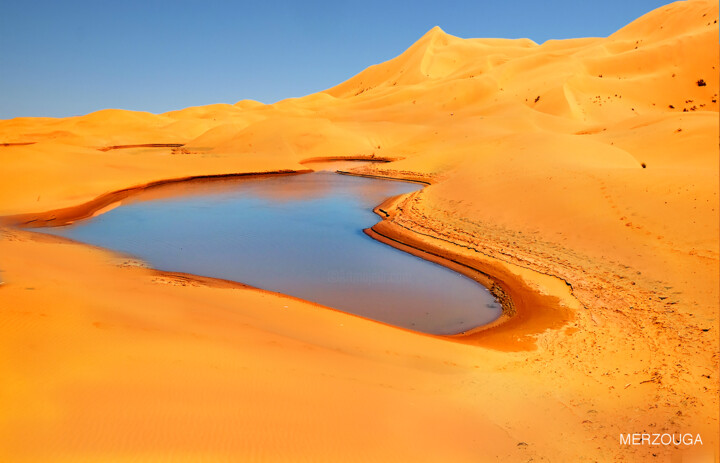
[39,171,501,334]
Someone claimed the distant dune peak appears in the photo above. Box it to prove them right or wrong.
[419,25,451,42]
[416,25,460,52]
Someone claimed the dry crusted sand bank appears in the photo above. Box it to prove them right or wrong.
[1,0,718,461]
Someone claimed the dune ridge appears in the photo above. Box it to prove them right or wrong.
[1,0,718,461]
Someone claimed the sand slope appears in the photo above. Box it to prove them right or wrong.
[1,0,718,461]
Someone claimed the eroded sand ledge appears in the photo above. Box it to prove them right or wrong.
[365,195,575,351]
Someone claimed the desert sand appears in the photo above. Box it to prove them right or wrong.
[1,0,718,461]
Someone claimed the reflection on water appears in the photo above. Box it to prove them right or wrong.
[40,172,502,335]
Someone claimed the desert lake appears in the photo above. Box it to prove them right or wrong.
[39,169,502,334]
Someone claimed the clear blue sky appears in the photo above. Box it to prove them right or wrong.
[0,0,673,119]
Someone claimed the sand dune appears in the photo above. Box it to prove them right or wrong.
[1,0,718,461]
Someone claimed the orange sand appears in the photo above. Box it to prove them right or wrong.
[1,0,718,461]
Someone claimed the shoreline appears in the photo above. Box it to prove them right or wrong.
[366,193,573,351]
[0,167,560,342]
[0,169,312,228]
[299,155,397,164]
[3,226,456,344]
[336,169,433,185]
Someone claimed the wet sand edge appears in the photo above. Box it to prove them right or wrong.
[0,170,312,228]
